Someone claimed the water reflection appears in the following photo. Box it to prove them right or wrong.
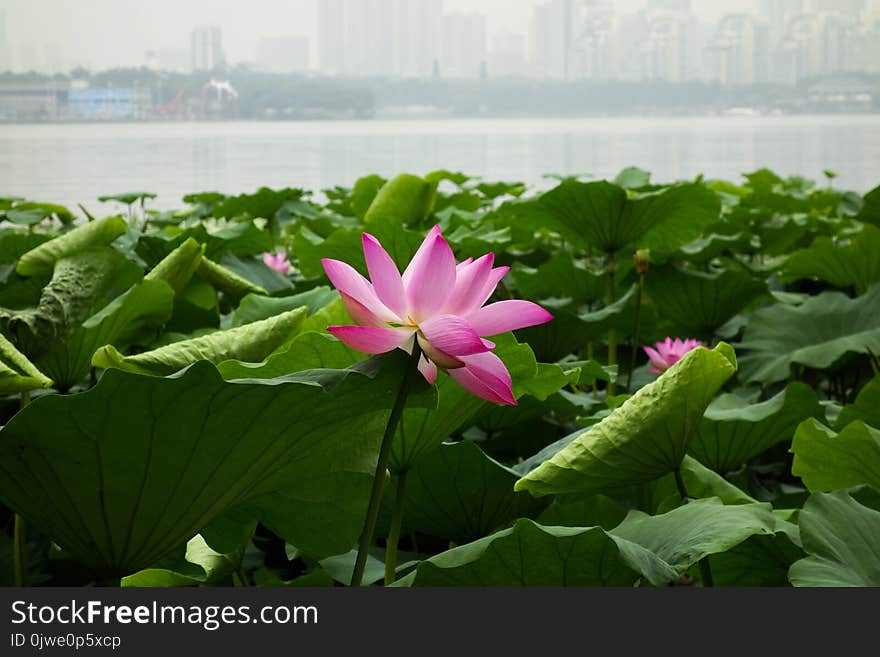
[0,116,877,209]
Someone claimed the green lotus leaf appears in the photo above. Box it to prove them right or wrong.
[610,498,791,576]
[512,251,602,307]
[0,230,52,265]
[3,247,139,359]
[224,287,337,329]
[395,519,677,587]
[364,174,436,227]
[196,256,267,298]
[121,535,238,587]
[791,419,880,493]
[514,309,594,363]
[789,492,880,587]
[614,167,652,190]
[646,265,767,339]
[4,202,75,226]
[538,180,720,254]
[856,184,880,226]
[37,280,174,390]
[144,237,205,295]
[515,344,737,497]
[0,332,53,394]
[16,216,127,277]
[166,279,219,334]
[385,441,545,545]
[690,383,822,474]
[0,208,51,226]
[536,494,627,530]
[711,532,804,587]
[836,377,880,430]
[218,331,360,380]
[294,224,425,278]
[737,285,880,385]
[218,253,293,295]
[98,192,157,206]
[656,455,759,506]
[781,224,880,294]
[675,230,749,263]
[348,174,387,219]
[92,307,307,377]
[0,353,435,576]
[474,180,527,200]
[211,187,304,220]
[516,360,611,402]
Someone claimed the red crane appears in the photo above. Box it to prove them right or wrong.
[156,86,186,116]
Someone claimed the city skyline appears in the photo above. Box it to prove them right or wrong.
[0,0,878,85]
[0,0,765,73]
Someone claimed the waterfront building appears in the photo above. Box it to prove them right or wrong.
[255,36,310,74]
[441,12,488,79]
[530,0,574,80]
[191,26,225,72]
[489,31,528,78]
[318,0,440,78]
[704,14,771,86]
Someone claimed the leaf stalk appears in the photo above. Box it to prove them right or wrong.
[351,344,422,587]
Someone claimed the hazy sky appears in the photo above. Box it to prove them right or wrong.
[2,0,761,71]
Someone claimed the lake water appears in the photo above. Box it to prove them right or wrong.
[2,115,879,210]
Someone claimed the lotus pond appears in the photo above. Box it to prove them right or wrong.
[1,168,879,588]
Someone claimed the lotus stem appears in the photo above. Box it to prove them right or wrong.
[14,391,30,587]
[674,466,714,588]
[384,471,408,585]
[867,348,879,376]
[606,261,617,397]
[351,343,422,587]
[13,514,26,587]
[627,272,645,392]
[587,343,598,397]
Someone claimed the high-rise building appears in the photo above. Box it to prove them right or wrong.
[361,0,397,77]
[17,43,38,73]
[636,5,697,82]
[772,13,822,83]
[812,0,865,15]
[441,12,488,79]
[396,0,443,78]
[255,36,310,74]
[42,43,64,74]
[819,12,860,74]
[0,10,10,72]
[858,4,880,73]
[571,1,622,80]
[489,31,528,78]
[318,0,346,74]
[704,14,771,86]
[145,48,191,73]
[530,0,575,80]
[762,0,804,45]
[191,26,225,72]
[318,0,439,78]
[647,0,691,11]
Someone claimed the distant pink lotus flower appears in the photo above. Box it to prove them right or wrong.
[644,338,704,374]
[263,251,291,275]
[322,226,553,405]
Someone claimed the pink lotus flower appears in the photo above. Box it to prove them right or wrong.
[263,251,291,275]
[321,226,553,405]
[643,338,704,374]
